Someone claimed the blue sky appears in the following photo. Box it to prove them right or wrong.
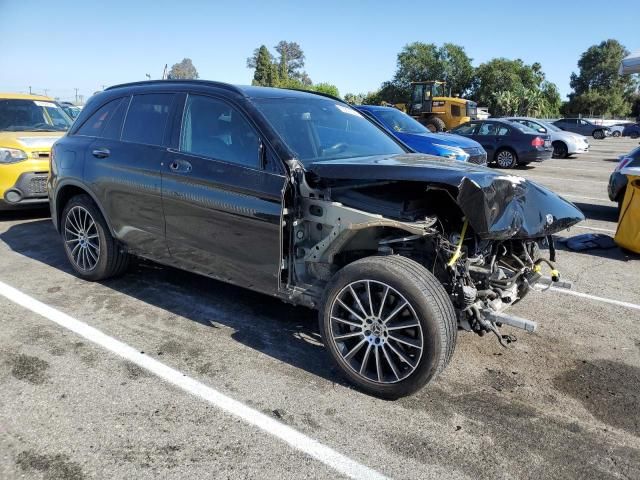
[1,0,637,103]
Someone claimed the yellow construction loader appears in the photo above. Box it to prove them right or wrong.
[399,81,478,132]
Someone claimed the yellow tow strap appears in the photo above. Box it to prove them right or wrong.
[447,218,468,267]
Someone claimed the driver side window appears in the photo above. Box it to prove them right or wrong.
[180,95,260,168]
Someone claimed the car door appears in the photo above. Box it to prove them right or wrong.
[82,93,176,260]
[473,121,502,159]
[161,93,286,295]
[577,119,592,135]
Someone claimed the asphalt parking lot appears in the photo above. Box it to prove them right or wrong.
[1,138,639,480]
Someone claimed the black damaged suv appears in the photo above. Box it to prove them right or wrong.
[50,81,583,398]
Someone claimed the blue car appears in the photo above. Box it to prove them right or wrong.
[622,123,640,139]
[356,105,487,165]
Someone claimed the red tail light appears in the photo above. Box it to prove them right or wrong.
[531,136,545,147]
[615,157,632,172]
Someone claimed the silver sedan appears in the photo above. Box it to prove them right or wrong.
[506,117,590,158]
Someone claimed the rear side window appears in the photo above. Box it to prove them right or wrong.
[76,98,123,137]
[453,122,478,135]
[496,125,510,136]
[101,97,129,140]
[180,94,260,168]
[122,94,174,146]
[477,123,498,136]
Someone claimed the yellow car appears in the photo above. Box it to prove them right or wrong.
[0,93,73,209]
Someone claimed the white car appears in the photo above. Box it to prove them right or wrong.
[609,123,630,137]
[506,117,590,158]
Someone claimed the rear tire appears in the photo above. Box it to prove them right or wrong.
[319,255,457,399]
[61,194,130,281]
[631,132,639,139]
[552,141,568,158]
[495,148,518,168]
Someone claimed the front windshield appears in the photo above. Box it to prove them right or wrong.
[253,97,405,164]
[0,98,73,132]
[373,108,429,135]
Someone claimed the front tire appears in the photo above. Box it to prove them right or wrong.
[61,194,129,281]
[319,255,457,399]
[495,148,518,168]
[593,129,605,140]
[612,131,621,138]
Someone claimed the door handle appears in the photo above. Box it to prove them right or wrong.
[92,148,110,159]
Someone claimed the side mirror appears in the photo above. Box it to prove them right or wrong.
[538,127,546,133]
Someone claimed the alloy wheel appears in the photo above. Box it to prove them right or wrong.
[496,150,515,168]
[64,206,100,271]
[329,280,424,384]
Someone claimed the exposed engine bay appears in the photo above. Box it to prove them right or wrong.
[284,158,584,346]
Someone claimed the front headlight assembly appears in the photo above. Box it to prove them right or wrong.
[0,147,28,164]
[433,144,469,161]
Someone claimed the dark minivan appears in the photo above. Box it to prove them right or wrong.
[450,119,553,168]
[49,81,582,398]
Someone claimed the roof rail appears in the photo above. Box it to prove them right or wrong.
[105,79,243,95]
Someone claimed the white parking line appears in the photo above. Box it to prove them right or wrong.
[520,175,603,184]
[558,193,612,202]
[574,225,617,234]
[0,280,388,480]
[536,165,608,174]
[538,285,640,311]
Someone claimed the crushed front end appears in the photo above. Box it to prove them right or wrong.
[299,155,585,345]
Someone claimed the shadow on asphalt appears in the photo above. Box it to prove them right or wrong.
[0,219,344,387]
[553,237,637,262]
[0,207,50,222]
[558,202,640,261]
[573,202,619,222]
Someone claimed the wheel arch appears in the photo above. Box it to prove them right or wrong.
[54,181,116,237]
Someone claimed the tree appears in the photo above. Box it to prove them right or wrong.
[167,58,199,80]
[378,42,474,103]
[438,43,475,96]
[249,45,274,86]
[564,40,638,117]
[631,93,640,119]
[470,58,561,117]
[274,41,306,80]
[246,41,341,96]
[344,93,366,105]
[312,83,340,97]
[247,41,310,86]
